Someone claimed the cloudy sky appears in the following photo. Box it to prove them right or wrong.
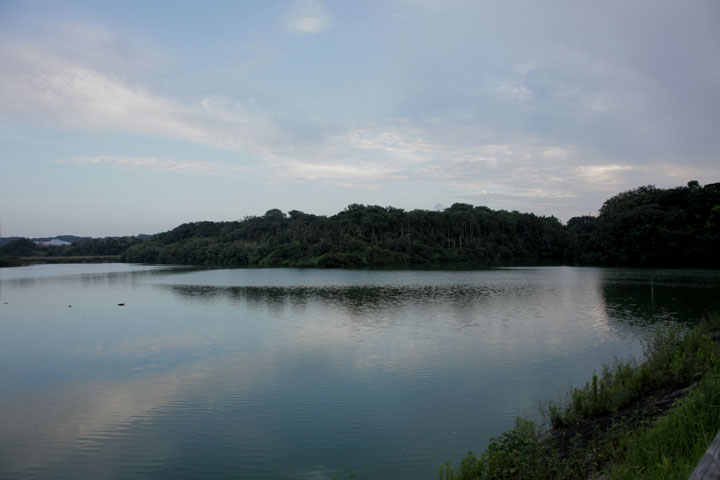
[1,0,719,237]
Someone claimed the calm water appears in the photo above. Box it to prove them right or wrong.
[1,264,719,479]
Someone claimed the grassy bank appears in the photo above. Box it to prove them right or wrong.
[440,314,720,479]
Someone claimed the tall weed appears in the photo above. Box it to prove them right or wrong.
[548,315,720,428]
[441,314,720,479]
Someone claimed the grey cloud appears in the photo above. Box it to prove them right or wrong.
[391,0,720,170]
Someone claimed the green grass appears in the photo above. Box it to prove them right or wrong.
[439,418,563,480]
[604,372,720,479]
[548,318,719,429]
[440,314,720,480]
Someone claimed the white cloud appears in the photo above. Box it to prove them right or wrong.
[0,34,654,212]
[574,164,633,184]
[312,122,579,190]
[336,124,436,163]
[284,161,397,180]
[582,91,615,114]
[512,63,537,76]
[286,0,330,34]
[2,14,714,220]
[496,80,532,101]
[464,187,577,201]
[41,20,167,75]
[58,155,248,176]
[634,162,719,183]
[398,0,452,9]
[0,40,285,156]
[541,147,571,160]
[0,38,645,204]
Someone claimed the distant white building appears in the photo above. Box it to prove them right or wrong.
[34,239,72,247]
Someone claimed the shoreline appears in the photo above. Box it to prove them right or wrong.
[0,255,121,267]
[441,315,720,479]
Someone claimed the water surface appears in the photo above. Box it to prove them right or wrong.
[1,264,719,479]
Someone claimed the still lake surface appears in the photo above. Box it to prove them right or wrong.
[1,264,720,479]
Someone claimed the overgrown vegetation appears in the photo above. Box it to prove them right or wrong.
[118,181,719,268]
[605,373,720,479]
[548,321,719,429]
[575,181,720,267]
[440,314,720,479]
[2,181,719,268]
[0,236,144,264]
[122,203,569,267]
[0,256,23,267]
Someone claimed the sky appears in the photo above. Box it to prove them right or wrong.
[1,0,719,237]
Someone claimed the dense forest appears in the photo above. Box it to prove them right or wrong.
[2,182,719,268]
[572,181,720,267]
[121,181,719,268]
[0,236,145,260]
[122,203,569,268]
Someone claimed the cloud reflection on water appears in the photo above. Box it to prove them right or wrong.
[3,266,719,479]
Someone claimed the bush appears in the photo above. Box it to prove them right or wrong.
[439,418,558,480]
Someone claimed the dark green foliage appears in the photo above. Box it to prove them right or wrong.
[122,204,571,267]
[0,256,23,267]
[0,235,92,248]
[605,372,720,479]
[564,216,598,264]
[0,236,147,261]
[439,418,558,480]
[121,181,719,268]
[570,181,720,267]
[4,180,717,269]
[48,236,145,256]
[0,238,38,256]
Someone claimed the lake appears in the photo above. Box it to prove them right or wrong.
[1,264,719,479]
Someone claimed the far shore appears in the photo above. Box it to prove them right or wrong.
[0,255,121,267]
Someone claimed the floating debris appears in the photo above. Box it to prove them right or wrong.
[117,303,125,306]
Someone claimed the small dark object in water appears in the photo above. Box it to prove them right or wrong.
[68,305,72,308]
[118,303,125,306]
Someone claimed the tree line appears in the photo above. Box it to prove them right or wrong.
[2,181,719,268]
[121,203,569,268]
[568,181,720,267]
[0,236,145,259]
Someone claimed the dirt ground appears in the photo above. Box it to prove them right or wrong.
[551,384,693,457]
